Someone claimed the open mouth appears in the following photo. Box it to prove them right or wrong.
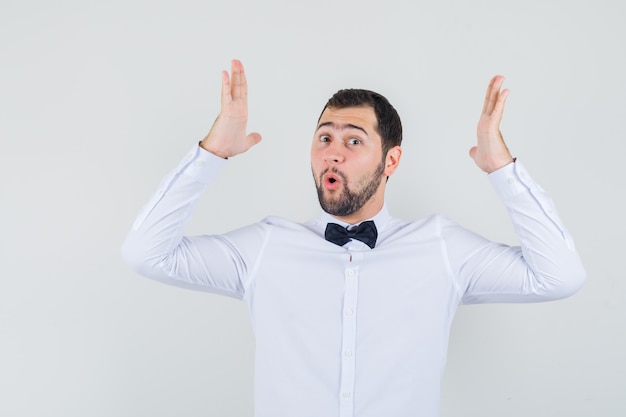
[323,171,342,190]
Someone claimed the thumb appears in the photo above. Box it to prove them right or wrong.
[468,146,477,160]
[247,132,262,148]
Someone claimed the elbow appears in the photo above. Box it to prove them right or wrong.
[555,273,586,300]
[120,236,143,274]
[541,263,587,301]
[120,232,178,284]
[560,253,588,298]
[120,233,156,276]
[563,267,587,298]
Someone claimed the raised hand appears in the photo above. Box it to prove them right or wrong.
[200,59,262,158]
[469,75,515,173]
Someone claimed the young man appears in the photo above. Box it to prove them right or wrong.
[122,60,586,417]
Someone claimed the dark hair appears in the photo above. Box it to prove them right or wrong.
[319,89,403,158]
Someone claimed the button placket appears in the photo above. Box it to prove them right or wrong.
[339,256,360,417]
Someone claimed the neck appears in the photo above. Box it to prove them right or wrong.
[330,198,384,225]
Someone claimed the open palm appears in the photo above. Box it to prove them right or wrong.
[201,60,262,158]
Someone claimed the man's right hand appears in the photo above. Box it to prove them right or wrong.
[200,59,262,158]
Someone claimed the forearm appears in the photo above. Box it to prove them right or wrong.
[495,161,586,296]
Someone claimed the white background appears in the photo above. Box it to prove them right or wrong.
[1,0,624,416]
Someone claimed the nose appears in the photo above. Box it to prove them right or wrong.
[322,142,345,164]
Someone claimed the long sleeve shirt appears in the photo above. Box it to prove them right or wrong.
[121,144,586,417]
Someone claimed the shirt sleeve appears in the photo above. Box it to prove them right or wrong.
[120,144,268,299]
[444,161,587,304]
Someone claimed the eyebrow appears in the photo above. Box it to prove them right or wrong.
[316,121,368,135]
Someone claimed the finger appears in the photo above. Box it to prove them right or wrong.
[491,88,509,120]
[220,69,231,107]
[484,75,505,115]
[481,76,498,114]
[484,76,501,115]
[230,59,247,100]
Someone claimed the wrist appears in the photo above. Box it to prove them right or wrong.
[487,157,516,173]
[199,139,230,159]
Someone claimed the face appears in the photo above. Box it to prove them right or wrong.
[311,106,396,223]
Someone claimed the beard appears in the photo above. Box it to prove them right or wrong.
[315,161,386,217]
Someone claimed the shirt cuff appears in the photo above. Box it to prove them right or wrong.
[487,160,537,201]
[176,144,228,185]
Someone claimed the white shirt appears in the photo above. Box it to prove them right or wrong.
[121,145,586,417]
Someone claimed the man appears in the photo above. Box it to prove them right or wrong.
[121,59,586,417]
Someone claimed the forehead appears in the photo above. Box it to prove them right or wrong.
[317,106,379,135]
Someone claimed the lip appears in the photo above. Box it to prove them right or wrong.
[322,171,342,191]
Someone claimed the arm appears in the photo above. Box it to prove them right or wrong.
[121,60,265,297]
[447,76,586,303]
[445,161,587,303]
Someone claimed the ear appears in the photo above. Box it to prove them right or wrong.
[384,146,402,177]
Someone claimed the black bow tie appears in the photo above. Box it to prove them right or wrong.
[325,220,378,249]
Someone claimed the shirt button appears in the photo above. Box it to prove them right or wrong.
[346,308,353,316]
[194,160,204,167]
[345,350,352,357]
[508,178,515,184]
[346,269,354,277]
[342,392,351,398]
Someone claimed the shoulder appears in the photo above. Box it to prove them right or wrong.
[377,213,467,246]
[386,213,456,234]
[262,215,309,229]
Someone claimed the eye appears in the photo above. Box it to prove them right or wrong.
[347,137,361,145]
[319,135,331,142]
